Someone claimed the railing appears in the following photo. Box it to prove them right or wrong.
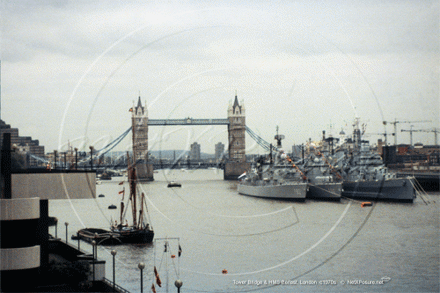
[149,118,229,125]
[103,278,131,293]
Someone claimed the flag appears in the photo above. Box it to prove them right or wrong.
[119,188,125,200]
[154,266,162,287]
[151,283,156,293]
[178,244,182,257]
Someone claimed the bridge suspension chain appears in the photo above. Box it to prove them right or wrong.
[245,126,279,152]
[73,126,132,165]
[23,127,132,165]
[28,153,51,164]
[93,126,132,156]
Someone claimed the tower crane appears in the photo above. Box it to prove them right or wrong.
[364,132,394,145]
[401,128,440,146]
[400,125,417,146]
[383,119,431,145]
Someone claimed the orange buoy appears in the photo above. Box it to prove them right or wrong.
[361,202,373,207]
[222,269,228,274]
[171,255,176,259]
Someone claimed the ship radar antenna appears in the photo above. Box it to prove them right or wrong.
[274,126,285,148]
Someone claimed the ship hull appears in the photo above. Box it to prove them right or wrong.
[113,228,155,244]
[74,227,154,245]
[342,177,416,202]
[238,182,308,200]
[307,182,342,200]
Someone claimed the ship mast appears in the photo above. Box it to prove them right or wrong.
[127,152,137,227]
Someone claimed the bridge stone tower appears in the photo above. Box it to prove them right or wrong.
[224,95,250,180]
[132,96,154,181]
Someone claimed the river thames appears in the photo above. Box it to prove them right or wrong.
[49,169,439,292]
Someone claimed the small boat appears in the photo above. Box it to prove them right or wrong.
[98,194,105,198]
[167,181,182,188]
[74,228,122,245]
[108,204,117,209]
[99,172,112,180]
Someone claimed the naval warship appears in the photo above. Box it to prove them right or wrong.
[334,119,416,202]
[238,134,308,200]
[301,151,343,200]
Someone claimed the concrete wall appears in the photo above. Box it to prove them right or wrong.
[224,162,250,180]
[0,197,41,291]
[136,162,154,181]
[89,261,106,281]
[11,172,96,200]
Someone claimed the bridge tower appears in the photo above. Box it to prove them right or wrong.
[224,94,250,180]
[132,96,154,181]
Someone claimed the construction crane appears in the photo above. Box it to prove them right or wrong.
[364,132,394,145]
[383,119,431,145]
[401,128,440,146]
[401,125,417,146]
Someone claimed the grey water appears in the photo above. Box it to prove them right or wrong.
[49,169,439,293]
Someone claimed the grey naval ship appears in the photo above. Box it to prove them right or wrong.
[334,118,416,202]
[301,151,343,200]
[238,134,308,200]
[272,131,342,200]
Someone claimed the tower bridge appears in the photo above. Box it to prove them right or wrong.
[132,94,250,181]
[27,94,274,179]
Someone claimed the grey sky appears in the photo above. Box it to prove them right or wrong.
[1,0,439,154]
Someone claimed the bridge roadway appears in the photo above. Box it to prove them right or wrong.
[84,161,225,172]
[148,118,229,126]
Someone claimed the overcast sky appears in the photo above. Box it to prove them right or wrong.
[1,0,439,155]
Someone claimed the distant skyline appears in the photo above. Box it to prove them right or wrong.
[2,1,438,154]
